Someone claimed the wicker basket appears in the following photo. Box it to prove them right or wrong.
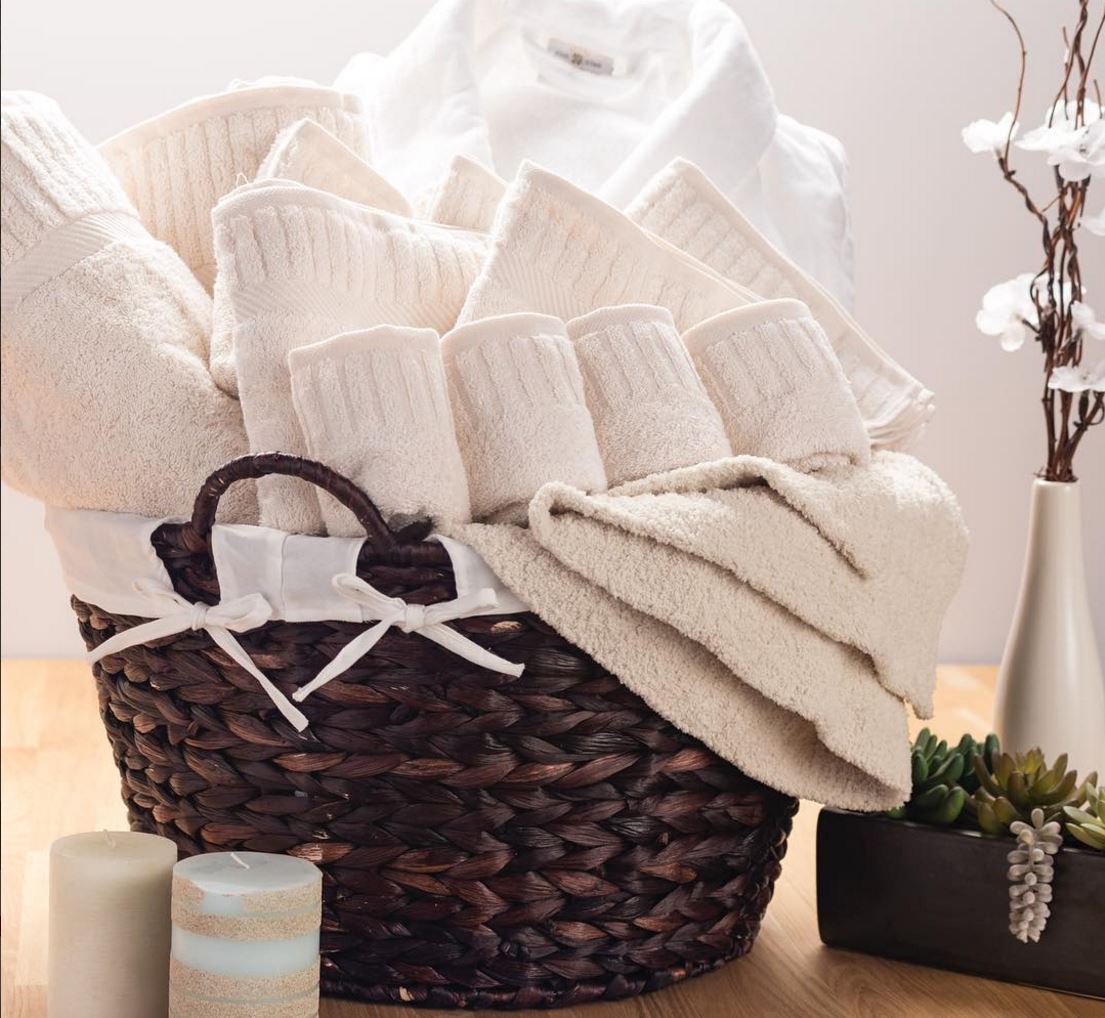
[72,454,797,1010]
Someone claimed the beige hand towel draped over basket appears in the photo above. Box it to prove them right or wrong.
[71,453,797,1010]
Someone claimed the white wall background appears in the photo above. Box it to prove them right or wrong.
[1,0,1102,660]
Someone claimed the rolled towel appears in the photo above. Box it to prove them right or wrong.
[628,158,935,450]
[213,180,487,533]
[683,299,870,471]
[288,326,470,536]
[566,305,732,487]
[425,154,506,232]
[443,313,607,523]
[1,92,254,521]
[101,79,368,289]
[459,162,754,328]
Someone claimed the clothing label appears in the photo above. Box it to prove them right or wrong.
[546,37,616,76]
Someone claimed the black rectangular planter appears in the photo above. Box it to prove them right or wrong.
[816,807,1105,998]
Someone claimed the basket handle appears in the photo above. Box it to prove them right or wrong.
[189,453,401,552]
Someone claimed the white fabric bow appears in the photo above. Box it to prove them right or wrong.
[292,573,525,702]
[87,581,309,731]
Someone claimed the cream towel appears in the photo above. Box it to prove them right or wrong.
[627,159,935,450]
[101,80,368,289]
[425,154,506,232]
[459,162,756,328]
[450,452,968,809]
[442,313,607,523]
[213,180,487,533]
[288,326,470,536]
[684,299,870,471]
[566,304,732,486]
[1,92,253,521]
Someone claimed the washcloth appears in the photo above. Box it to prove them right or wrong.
[213,179,487,534]
[1,92,254,521]
[566,304,732,486]
[442,313,607,522]
[628,159,935,449]
[684,299,870,470]
[288,326,470,535]
[449,452,968,809]
[459,162,756,328]
[425,154,506,232]
[101,79,368,289]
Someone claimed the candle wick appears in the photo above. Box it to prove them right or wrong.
[102,829,116,849]
[230,852,251,870]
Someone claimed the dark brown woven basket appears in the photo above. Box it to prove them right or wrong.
[72,453,798,1010]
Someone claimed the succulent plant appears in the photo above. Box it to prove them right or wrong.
[886,727,968,825]
[1063,784,1105,851]
[1007,807,1062,943]
[953,732,1000,794]
[971,748,1098,835]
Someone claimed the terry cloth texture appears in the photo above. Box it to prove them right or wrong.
[0,92,255,522]
[449,451,968,810]
[101,80,368,289]
[213,180,487,533]
[683,299,870,471]
[458,162,756,328]
[288,326,471,536]
[566,304,731,486]
[442,313,607,523]
[425,154,506,232]
[628,159,934,450]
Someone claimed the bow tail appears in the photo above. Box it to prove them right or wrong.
[292,619,392,703]
[87,615,199,664]
[207,626,309,731]
[421,623,525,677]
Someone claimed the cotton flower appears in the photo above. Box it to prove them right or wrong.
[963,113,1018,155]
[976,274,1039,350]
[1018,101,1104,181]
[1071,301,1105,341]
[1082,207,1105,236]
[1048,361,1105,393]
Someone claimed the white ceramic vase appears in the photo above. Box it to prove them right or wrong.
[995,478,1105,778]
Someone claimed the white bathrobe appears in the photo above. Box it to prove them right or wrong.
[337,0,855,307]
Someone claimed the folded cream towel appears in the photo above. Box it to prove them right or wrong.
[425,154,506,232]
[449,452,968,808]
[684,299,871,471]
[288,326,470,536]
[101,80,368,289]
[213,180,487,533]
[442,313,607,522]
[1,92,254,521]
[566,304,732,486]
[459,162,755,328]
[628,159,935,450]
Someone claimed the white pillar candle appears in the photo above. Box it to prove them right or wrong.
[49,830,177,1018]
[170,852,322,1018]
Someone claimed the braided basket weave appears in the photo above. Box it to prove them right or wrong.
[72,454,797,1010]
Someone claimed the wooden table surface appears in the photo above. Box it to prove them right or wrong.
[2,661,1102,1018]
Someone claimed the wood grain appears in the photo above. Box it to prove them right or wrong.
[2,661,1102,1018]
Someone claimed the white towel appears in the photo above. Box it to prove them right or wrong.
[213,179,487,533]
[628,159,935,450]
[288,326,471,536]
[1,92,254,521]
[425,154,506,232]
[101,79,368,290]
[442,313,607,523]
[566,304,732,486]
[459,162,755,328]
[684,300,871,471]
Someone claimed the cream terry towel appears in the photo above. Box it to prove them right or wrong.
[684,299,871,471]
[1,92,254,521]
[449,452,968,809]
[442,313,607,523]
[288,326,470,536]
[627,159,935,450]
[566,304,732,486]
[101,80,368,290]
[459,162,756,328]
[425,154,506,232]
[213,179,487,534]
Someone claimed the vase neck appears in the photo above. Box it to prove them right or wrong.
[1027,479,1085,569]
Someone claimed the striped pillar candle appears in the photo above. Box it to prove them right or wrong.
[169,852,322,1017]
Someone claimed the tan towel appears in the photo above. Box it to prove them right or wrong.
[424,154,506,232]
